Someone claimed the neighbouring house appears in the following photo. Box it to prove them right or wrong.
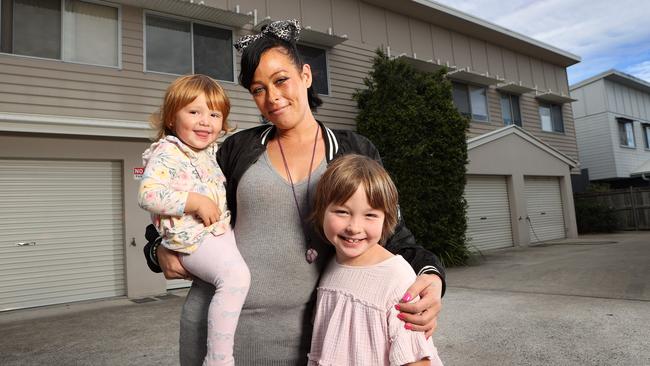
[0,0,579,310]
[570,69,650,189]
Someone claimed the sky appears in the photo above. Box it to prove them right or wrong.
[430,0,650,85]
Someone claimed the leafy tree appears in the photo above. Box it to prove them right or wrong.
[355,50,470,266]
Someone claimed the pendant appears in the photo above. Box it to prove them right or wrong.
[305,248,318,264]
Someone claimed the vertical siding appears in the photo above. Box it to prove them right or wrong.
[573,112,616,180]
[409,19,434,61]
[430,25,454,65]
[469,38,488,74]
[267,0,301,21]
[570,79,607,118]
[231,0,266,18]
[501,48,519,82]
[451,32,472,68]
[530,57,546,91]
[359,2,387,47]
[331,0,362,41]
[609,112,650,177]
[486,43,505,79]
[604,79,650,121]
[516,54,534,88]
[386,12,411,56]
[301,0,333,33]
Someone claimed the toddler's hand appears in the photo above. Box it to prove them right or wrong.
[186,192,222,226]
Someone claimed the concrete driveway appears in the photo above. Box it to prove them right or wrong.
[1,232,648,365]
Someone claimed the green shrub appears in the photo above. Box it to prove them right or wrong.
[574,199,618,233]
[354,50,470,266]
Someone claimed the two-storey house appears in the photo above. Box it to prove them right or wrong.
[570,70,650,188]
[0,0,580,310]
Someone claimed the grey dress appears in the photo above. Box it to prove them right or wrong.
[179,153,330,365]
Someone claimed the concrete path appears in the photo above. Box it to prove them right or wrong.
[1,232,648,365]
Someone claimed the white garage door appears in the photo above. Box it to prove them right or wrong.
[525,176,565,243]
[0,159,126,311]
[465,176,514,251]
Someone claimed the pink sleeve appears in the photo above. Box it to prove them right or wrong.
[387,304,435,365]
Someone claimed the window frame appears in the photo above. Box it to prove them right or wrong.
[643,124,650,150]
[0,0,122,69]
[452,81,489,122]
[538,103,565,134]
[296,42,330,96]
[500,92,522,127]
[617,117,636,149]
[142,10,235,83]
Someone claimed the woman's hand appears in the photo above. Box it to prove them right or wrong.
[395,274,443,338]
[158,245,191,280]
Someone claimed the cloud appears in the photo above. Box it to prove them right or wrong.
[431,0,650,83]
[625,61,650,83]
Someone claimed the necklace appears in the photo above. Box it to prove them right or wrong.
[276,124,320,264]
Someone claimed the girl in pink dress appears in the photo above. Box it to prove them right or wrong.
[308,154,444,366]
[138,75,250,366]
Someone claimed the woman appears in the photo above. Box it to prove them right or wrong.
[144,19,445,365]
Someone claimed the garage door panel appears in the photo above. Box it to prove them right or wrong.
[525,177,565,242]
[0,159,126,311]
[465,176,514,251]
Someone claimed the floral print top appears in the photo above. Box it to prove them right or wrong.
[138,135,230,254]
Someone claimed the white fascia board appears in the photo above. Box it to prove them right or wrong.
[0,112,153,139]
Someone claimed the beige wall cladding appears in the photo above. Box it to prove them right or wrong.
[469,38,488,75]
[501,48,519,82]
[359,2,388,47]
[430,25,454,65]
[543,63,558,92]
[467,89,579,162]
[386,12,411,56]
[301,0,333,33]
[409,19,434,61]
[228,0,265,16]
[451,32,471,67]
[486,43,505,79]
[331,0,362,40]
[268,0,301,21]
[516,54,534,88]
[530,58,545,90]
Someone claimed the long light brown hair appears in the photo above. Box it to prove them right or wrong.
[311,154,399,245]
[150,74,232,140]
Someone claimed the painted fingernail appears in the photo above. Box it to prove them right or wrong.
[397,313,405,320]
[394,304,401,311]
[405,323,412,330]
[401,293,413,302]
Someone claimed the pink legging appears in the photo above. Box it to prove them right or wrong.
[180,229,250,366]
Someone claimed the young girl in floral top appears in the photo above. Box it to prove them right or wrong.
[308,154,443,366]
[138,74,250,366]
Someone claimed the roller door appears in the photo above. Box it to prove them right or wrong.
[0,159,126,311]
[525,176,566,242]
[465,176,514,251]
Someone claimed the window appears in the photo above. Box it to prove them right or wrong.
[452,82,488,121]
[539,103,564,133]
[297,44,328,95]
[1,0,119,67]
[500,93,521,127]
[644,124,650,149]
[145,13,233,81]
[617,118,635,148]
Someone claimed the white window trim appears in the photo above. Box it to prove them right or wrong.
[0,0,122,69]
[500,93,521,126]
[297,41,331,97]
[142,10,236,84]
[453,82,490,122]
[539,103,565,134]
[617,118,636,149]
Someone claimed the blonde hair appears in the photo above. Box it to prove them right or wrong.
[311,154,399,245]
[150,74,232,140]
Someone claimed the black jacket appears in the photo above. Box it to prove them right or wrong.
[143,121,446,295]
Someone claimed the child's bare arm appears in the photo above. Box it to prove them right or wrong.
[405,359,430,366]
